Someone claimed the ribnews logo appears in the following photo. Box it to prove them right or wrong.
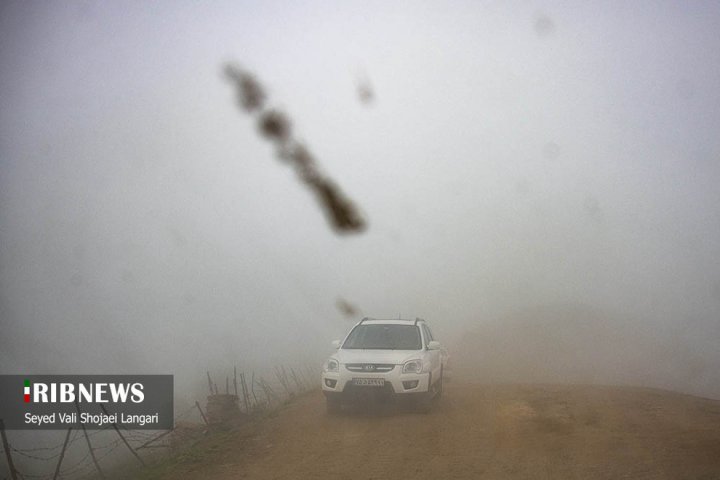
[1,375,173,430]
[21,378,145,404]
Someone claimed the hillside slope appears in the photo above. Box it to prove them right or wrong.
[142,382,720,479]
[451,304,720,398]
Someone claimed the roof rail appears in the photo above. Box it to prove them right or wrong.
[414,317,424,325]
[359,317,370,325]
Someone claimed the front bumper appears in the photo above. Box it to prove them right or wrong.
[321,365,430,396]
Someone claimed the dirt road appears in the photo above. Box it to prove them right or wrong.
[152,383,720,479]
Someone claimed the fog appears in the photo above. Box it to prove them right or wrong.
[1,0,719,405]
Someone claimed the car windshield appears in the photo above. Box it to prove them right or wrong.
[342,324,422,350]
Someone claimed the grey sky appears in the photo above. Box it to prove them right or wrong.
[1,1,719,398]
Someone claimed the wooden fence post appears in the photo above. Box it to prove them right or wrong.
[274,367,290,397]
[195,401,208,425]
[75,402,105,479]
[137,429,173,450]
[258,377,280,405]
[99,404,145,466]
[52,427,73,480]
[233,367,238,397]
[0,419,19,480]
[250,372,259,408]
[206,372,214,395]
[239,372,251,413]
[280,366,292,395]
[289,368,303,391]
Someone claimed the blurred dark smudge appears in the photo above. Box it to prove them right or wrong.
[224,65,266,112]
[357,80,374,105]
[224,63,367,234]
[259,109,292,143]
[312,179,366,231]
[336,298,359,317]
[354,70,375,105]
[534,14,556,38]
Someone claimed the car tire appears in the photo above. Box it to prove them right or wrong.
[415,371,443,413]
[326,396,342,414]
[435,368,443,400]
[414,393,434,414]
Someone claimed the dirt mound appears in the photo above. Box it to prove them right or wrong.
[451,304,719,398]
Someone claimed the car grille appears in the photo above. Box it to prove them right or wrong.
[345,363,395,372]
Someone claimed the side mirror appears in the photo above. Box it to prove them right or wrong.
[427,341,441,350]
[331,340,341,349]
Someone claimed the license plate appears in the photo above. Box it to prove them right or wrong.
[353,378,384,387]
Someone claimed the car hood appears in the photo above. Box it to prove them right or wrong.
[334,349,422,365]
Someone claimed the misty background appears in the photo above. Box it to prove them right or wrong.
[1,1,719,401]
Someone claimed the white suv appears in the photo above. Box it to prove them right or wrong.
[321,317,447,413]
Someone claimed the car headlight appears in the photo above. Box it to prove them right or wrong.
[402,359,423,374]
[324,358,339,373]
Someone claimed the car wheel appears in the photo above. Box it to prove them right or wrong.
[414,393,434,414]
[435,368,443,400]
[326,396,342,414]
[415,371,443,413]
